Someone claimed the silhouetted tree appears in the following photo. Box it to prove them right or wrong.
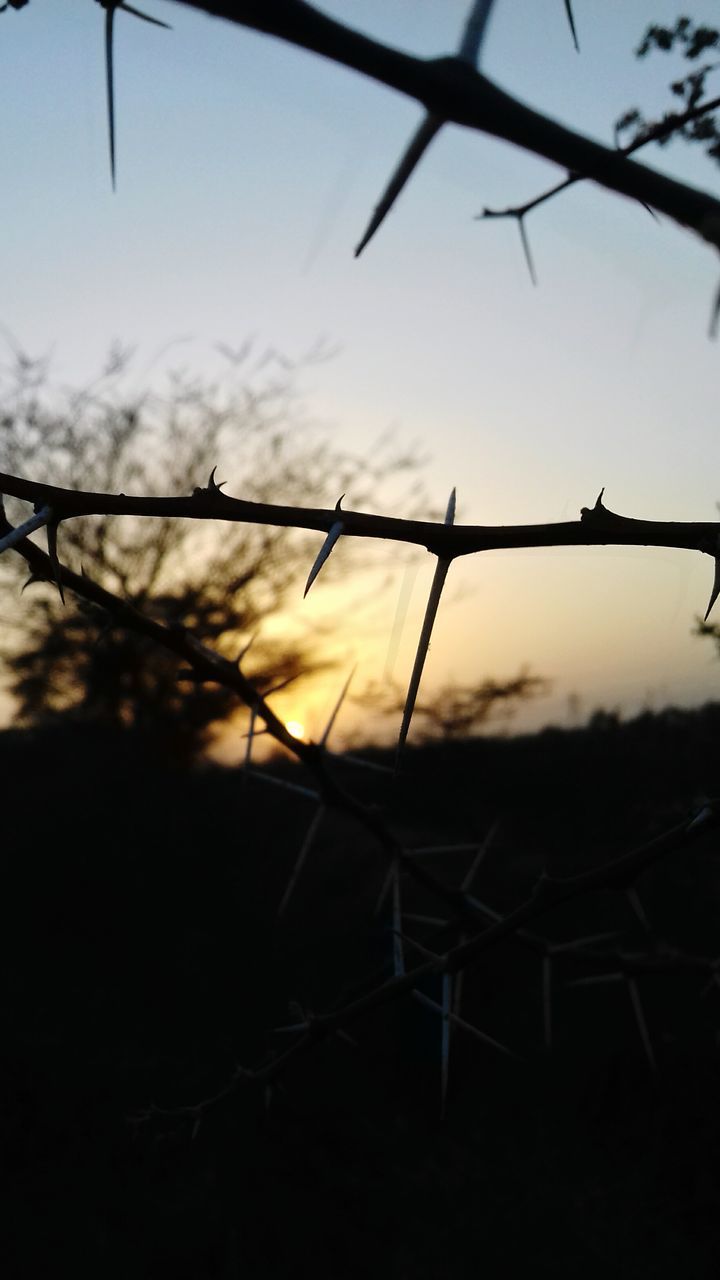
[0,343,423,761]
[365,670,546,741]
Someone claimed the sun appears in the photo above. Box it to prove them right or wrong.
[285,719,306,740]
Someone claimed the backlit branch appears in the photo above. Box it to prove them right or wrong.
[1,472,719,562]
[0,501,528,933]
[480,92,720,285]
[169,0,720,252]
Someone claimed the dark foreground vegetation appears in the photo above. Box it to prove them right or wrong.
[5,704,720,1277]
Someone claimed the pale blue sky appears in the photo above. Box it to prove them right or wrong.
[2,1,720,744]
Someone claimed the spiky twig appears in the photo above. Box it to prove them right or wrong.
[396,488,456,759]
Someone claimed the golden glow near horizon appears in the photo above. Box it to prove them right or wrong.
[5,4,720,749]
[285,720,307,741]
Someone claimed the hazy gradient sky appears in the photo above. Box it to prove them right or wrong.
[3,1,720,748]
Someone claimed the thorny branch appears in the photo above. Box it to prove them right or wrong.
[480,92,720,284]
[8,0,720,253]
[3,0,720,1119]
[145,800,720,1119]
[0,500,536,930]
[4,492,718,1117]
[1,472,720,563]
[165,0,720,252]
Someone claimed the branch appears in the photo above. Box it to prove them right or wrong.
[1,473,719,563]
[480,92,720,252]
[0,504,523,934]
[149,795,720,1113]
[169,0,720,250]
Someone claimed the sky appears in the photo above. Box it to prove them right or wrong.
[2,0,720,752]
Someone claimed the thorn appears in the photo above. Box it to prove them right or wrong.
[457,0,496,66]
[0,503,52,556]
[236,634,255,666]
[412,988,516,1057]
[403,913,448,928]
[710,276,720,339]
[99,1,171,191]
[355,113,441,258]
[207,465,226,493]
[397,930,441,960]
[626,976,657,1071]
[626,886,651,933]
[118,2,170,28]
[460,818,500,892]
[320,665,355,747]
[46,515,65,604]
[440,972,452,1118]
[303,520,343,598]
[396,557,451,760]
[104,1,117,190]
[566,972,624,987]
[335,752,395,776]
[391,862,404,976]
[518,216,537,286]
[244,769,319,800]
[276,804,325,918]
[543,954,553,1051]
[396,488,456,759]
[374,862,395,918]
[704,537,720,621]
[563,0,579,51]
[334,493,345,512]
[242,706,257,784]
[580,486,607,521]
[335,1029,359,1049]
[549,930,620,955]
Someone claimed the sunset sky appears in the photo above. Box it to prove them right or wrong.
[2,1,720,751]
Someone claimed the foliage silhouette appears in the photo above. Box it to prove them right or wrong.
[617,16,720,166]
[0,343,423,760]
[364,670,547,741]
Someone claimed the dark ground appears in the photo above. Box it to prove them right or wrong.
[4,704,720,1277]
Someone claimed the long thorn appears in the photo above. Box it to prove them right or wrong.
[304,520,343,597]
[563,0,579,52]
[320,665,356,747]
[276,804,325,919]
[104,2,117,189]
[543,954,553,1051]
[518,216,537,285]
[46,515,65,604]
[102,1,170,191]
[457,0,496,66]
[704,537,720,620]
[627,977,657,1071]
[355,113,441,258]
[396,489,456,759]
[440,972,452,1118]
[119,2,171,29]
[710,276,720,339]
[391,861,404,976]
